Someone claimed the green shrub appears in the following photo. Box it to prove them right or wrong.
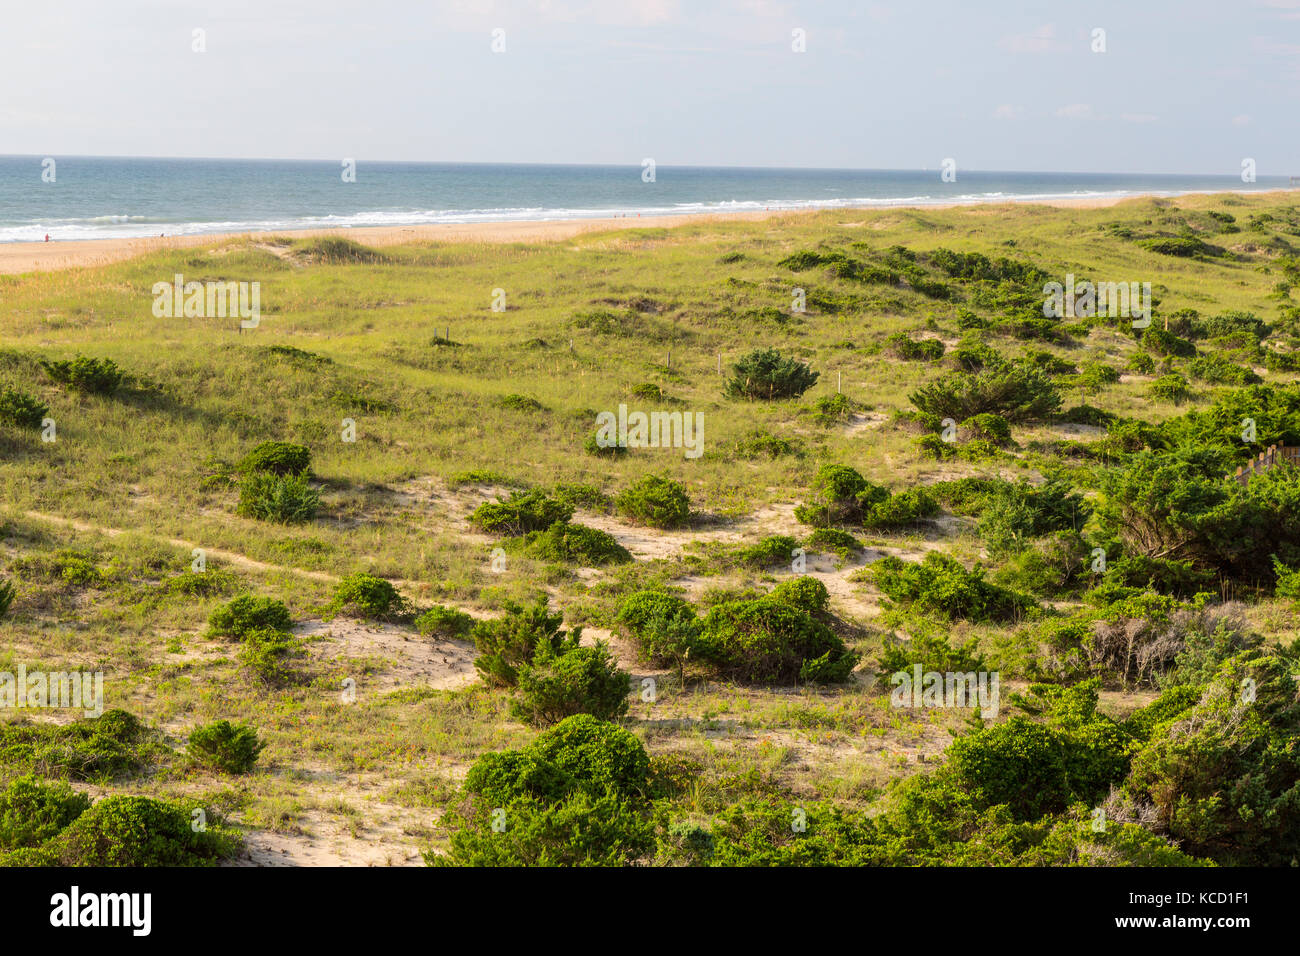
[915,434,953,459]
[1124,652,1300,865]
[1187,355,1261,386]
[976,479,1087,555]
[769,576,829,616]
[326,572,409,620]
[0,710,156,781]
[0,385,49,429]
[1197,310,1269,340]
[414,604,477,639]
[993,531,1091,597]
[724,348,819,400]
[861,487,940,530]
[162,569,239,598]
[877,631,986,680]
[695,597,857,684]
[40,355,124,394]
[812,392,857,425]
[805,527,862,558]
[961,412,1012,445]
[237,440,311,475]
[56,795,240,866]
[1126,352,1156,374]
[732,428,801,459]
[239,627,306,687]
[472,600,573,687]
[870,553,1036,622]
[909,364,1061,422]
[614,591,702,667]
[471,490,573,535]
[551,483,612,512]
[464,713,650,806]
[1149,373,1191,404]
[884,333,945,361]
[1140,328,1196,357]
[1057,404,1115,427]
[0,579,14,620]
[207,594,293,638]
[512,639,630,727]
[616,474,691,528]
[1274,557,1300,599]
[0,775,92,850]
[508,521,632,566]
[236,471,320,523]
[1136,236,1220,258]
[500,393,544,412]
[737,534,799,569]
[186,720,265,774]
[428,789,653,867]
[793,463,884,527]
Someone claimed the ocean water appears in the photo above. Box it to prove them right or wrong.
[0,155,1292,243]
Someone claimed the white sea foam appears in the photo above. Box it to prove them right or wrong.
[0,187,1277,243]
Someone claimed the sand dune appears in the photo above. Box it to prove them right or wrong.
[0,195,1155,276]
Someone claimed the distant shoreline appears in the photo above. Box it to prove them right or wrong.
[0,190,1289,276]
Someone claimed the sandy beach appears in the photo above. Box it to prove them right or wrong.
[0,192,1268,276]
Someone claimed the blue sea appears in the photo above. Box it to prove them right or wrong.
[0,155,1292,243]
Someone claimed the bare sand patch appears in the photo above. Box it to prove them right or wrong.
[297,619,478,693]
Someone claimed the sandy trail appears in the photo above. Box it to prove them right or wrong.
[21,510,338,582]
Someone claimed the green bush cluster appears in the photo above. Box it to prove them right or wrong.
[615,474,691,528]
[186,720,265,774]
[414,604,476,639]
[870,553,1037,623]
[0,710,159,781]
[794,463,938,531]
[471,489,573,535]
[0,384,48,429]
[40,355,124,394]
[236,471,320,523]
[0,776,240,867]
[207,594,293,638]
[430,715,654,867]
[505,521,632,566]
[724,348,819,400]
[237,440,311,475]
[326,572,410,621]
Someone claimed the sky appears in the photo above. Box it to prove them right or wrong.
[2,0,1298,174]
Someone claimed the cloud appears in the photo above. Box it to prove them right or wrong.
[999,24,1065,54]
[1259,0,1300,19]
[1232,114,1252,126]
[1252,36,1300,55]
[992,104,1023,120]
[1055,103,1096,119]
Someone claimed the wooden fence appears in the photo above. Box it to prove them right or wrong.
[1228,442,1300,486]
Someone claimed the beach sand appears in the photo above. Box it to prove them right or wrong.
[0,192,1263,276]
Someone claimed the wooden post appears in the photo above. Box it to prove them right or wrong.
[837,371,841,394]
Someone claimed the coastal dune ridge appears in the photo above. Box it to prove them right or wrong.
[1,190,1283,275]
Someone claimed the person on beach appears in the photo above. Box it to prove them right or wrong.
[44,234,50,242]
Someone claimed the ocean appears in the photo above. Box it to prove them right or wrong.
[0,155,1292,243]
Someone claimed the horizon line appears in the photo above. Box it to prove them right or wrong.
[0,154,1292,180]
